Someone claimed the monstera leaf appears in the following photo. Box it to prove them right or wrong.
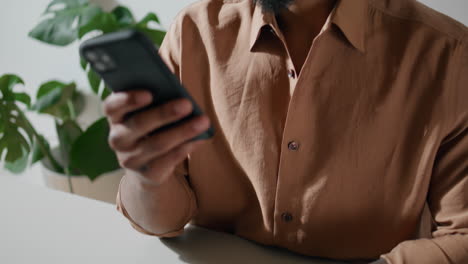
[78,6,135,38]
[134,12,166,46]
[32,81,84,121]
[29,0,102,46]
[0,75,34,173]
[78,6,135,100]
[56,119,83,172]
[112,6,135,26]
[70,117,119,180]
[31,135,50,165]
[78,6,165,100]
[78,12,120,38]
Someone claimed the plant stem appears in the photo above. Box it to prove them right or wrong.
[14,104,63,173]
[64,167,74,194]
[67,99,76,120]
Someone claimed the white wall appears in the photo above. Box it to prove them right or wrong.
[0,0,467,181]
[419,0,468,25]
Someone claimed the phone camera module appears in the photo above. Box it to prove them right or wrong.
[101,54,112,63]
[94,62,108,72]
[85,51,99,62]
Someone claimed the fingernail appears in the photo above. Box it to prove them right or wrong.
[174,100,191,115]
[193,118,208,131]
[138,93,151,104]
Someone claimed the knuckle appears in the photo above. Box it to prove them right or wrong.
[108,134,118,150]
[124,93,137,106]
[103,93,115,105]
[103,101,114,116]
[134,145,148,158]
[108,128,123,149]
[120,156,134,169]
[119,151,141,169]
[118,159,126,169]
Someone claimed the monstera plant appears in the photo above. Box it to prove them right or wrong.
[0,74,111,178]
[0,75,62,174]
[0,0,166,191]
[29,0,166,100]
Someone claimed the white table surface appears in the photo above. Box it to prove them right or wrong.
[0,176,347,264]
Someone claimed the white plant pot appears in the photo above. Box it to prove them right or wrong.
[40,163,124,204]
[38,92,123,204]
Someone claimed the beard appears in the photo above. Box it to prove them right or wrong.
[253,0,295,14]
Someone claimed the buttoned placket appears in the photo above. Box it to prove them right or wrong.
[269,19,334,245]
[266,23,305,244]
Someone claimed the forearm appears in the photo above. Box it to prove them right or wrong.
[116,171,197,237]
[380,235,468,264]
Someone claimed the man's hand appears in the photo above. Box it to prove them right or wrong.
[103,90,210,186]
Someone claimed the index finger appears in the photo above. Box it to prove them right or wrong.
[103,90,152,124]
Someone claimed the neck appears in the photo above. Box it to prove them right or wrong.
[273,0,338,73]
[277,0,337,30]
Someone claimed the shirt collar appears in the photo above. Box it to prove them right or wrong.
[249,0,368,53]
[249,3,277,51]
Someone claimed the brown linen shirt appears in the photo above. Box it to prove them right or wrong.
[116,0,468,263]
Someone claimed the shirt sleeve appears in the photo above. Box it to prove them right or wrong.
[115,13,198,237]
[115,161,196,237]
[381,35,468,264]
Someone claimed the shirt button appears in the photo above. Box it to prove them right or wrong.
[288,141,299,151]
[287,69,296,79]
[281,212,293,222]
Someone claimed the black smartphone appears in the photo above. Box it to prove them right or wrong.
[79,29,214,141]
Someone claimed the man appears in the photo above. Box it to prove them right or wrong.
[104,0,468,263]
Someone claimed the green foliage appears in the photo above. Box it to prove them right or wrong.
[135,13,166,45]
[29,0,102,46]
[33,81,84,121]
[0,74,29,105]
[0,75,36,173]
[0,73,117,179]
[70,117,119,181]
[29,0,166,48]
[101,85,111,100]
[31,135,49,165]
[3,1,167,180]
[56,119,83,172]
[74,4,166,99]
[4,151,30,174]
[0,74,105,177]
[0,74,64,174]
[86,68,100,94]
[112,6,135,26]
[78,12,120,38]
[30,0,166,100]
